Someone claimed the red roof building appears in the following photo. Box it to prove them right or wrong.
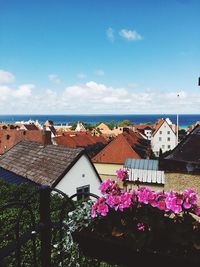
[53,132,107,157]
[92,130,150,164]
[0,129,52,154]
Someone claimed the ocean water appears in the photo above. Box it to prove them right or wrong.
[0,114,199,129]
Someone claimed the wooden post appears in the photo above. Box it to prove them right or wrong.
[39,185,51,267]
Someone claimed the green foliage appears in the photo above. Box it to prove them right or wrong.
[69,121,95,131]
[117,120,131,127]
[0,179,119,266]
[104,120,117,130]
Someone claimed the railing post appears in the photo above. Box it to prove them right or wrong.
[39,185,51,267]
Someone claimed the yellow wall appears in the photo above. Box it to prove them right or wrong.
[94,162,123,185]
[94,163,122,176]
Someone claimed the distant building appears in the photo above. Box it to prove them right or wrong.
[0,140,101,197]
[132,124,153,140]
[54,132,107,158]
[20,124,39,131]
[151,118,176,157]
[0,129,51,154]
[44,120,54,127]
[44,125,57,139]
[75,122,87,132]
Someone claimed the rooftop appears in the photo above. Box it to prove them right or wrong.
[93,131,150,164]
[0,140,84,186]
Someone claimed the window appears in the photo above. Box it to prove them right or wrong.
[6,134,10,140]
[168,145,171,149]
[159,131,162,134]
[76,185,90,201]
[167,137,170,141]
[162,145,165,149]
[159,137,162,141]
[167,131,170,134]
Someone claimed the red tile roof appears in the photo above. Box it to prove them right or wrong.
[0,129,52,154]
[92,131,149,164]
[54,132,106,147]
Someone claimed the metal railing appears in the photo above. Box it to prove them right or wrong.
[0,186,98,267]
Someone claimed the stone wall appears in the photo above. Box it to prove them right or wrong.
[164,172,200,197]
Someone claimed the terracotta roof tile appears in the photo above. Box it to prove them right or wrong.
[92,131,149,164]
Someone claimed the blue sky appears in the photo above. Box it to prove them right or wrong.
[0,0,200,114]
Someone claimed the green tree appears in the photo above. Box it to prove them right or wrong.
[117,120,131,127]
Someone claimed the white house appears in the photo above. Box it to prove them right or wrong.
[151,118,177,157]
[75,122,86,132]
[0,140,101,197]
[132,124,153,140]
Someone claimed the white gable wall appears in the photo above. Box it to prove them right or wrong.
[55,154,101,197]
[151,121,176,156]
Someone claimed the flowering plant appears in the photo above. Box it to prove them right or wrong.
[90,169,200,256]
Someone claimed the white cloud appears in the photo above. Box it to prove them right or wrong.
[0,73,200,114]
[0,84,34,102]
[95,69,105,76]
[13,84,35,97]
[77,73,87,79]
[48,74,61,84]
[119,29,143,41]
[0,86,11,100]
[106,27,115,42]
[0,70,15,84]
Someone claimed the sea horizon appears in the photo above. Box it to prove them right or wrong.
[1,114,200,129]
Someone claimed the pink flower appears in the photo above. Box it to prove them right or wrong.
[137,222,145,231]
[165,191,184,213]
[137,187,154,204]
[183,201,192,209]
[105,192,132,211]
[99,179,120,196]
[157,200,166,211]
[91,197,109,217]
[116,168,129,182]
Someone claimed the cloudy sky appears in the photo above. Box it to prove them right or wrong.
[0,0,200,114]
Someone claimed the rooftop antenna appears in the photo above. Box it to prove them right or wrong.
[176,94,180,145]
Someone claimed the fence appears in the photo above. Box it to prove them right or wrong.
[0,185,98,267]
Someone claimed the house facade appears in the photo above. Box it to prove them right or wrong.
[0,140,101,197]
[151,118,176,157]
[132,124,153,140]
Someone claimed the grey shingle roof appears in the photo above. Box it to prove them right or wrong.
[124,158,159,170]
[0,140,84,186]
[165,125,200,164]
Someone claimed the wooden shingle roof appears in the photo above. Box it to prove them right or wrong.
[0,140,84,186]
